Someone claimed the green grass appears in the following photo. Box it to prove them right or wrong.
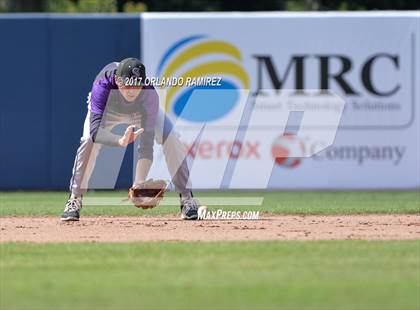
[1,241,419,310]
[0,191,419,217]
[1,192,419,309]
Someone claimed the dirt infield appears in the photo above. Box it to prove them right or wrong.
[1,214,419,243]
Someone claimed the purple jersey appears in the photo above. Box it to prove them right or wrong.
[88,62,158,160]
[90,62,158,132]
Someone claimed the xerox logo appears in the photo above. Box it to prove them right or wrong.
[184,140,260,160]
[271,133,306,168]
[270,136,406,168]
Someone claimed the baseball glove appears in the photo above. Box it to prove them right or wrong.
[128,179,167,209]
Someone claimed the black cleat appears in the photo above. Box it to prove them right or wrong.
[180,197,199,220]
[61,198,82,221]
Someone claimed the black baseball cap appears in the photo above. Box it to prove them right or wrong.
[115,57,146,86]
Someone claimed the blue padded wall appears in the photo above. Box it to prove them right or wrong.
[0,14,141,189]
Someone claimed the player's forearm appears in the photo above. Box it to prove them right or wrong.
[134,159,153,186]
[90,112,121,146]
[94,128,122,146]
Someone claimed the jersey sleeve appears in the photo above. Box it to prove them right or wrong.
[89,63,118,114]
[90,81,111,115]
[89,112,121,147]
[88,82,121,146]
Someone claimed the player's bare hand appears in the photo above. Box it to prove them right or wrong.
[118,125,144,147]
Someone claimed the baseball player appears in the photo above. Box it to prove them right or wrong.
[61,58,199,221]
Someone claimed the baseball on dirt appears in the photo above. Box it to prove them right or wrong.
[197,205,208,219]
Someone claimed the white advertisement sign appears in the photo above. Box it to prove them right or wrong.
[142,12,420,189]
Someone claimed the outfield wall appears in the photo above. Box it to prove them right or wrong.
[0,12,419,190]
[0,14,140,189]
[144,12,420,190]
